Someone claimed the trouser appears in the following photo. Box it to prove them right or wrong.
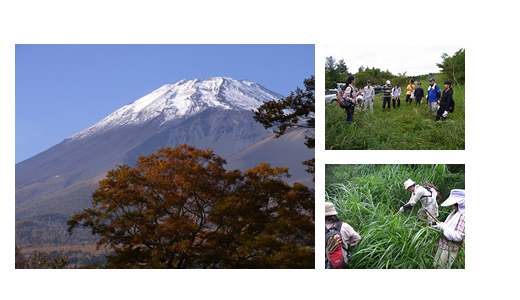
[415,97,422,105]
[382,97,391,110]
[364,98,373,112]
[433,247,458,269]
[428,101,438,116]
[435,113,446,122]
[392,97,400,108]
[418,204,438,222]
[406,94,412,104]
[346,105,354,124]
[436,103,448,121]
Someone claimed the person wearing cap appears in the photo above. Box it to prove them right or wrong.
[342,75,364,125]
[382,80,392,112]
[433,189,465,268]
[414,82,424,106]
[426,77,441,116]
[399,179,439,222]
[363,79,375,112]
[436,80,454,122]
[325,202,362,250]
[405,80,415,106]
[392,83,401,108]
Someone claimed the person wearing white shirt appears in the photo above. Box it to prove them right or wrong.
[363,79,375,112]
[433,189,465,269]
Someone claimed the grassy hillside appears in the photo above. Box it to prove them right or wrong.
[325,81,465,150]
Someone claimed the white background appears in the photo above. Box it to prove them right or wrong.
[3,0,518,299]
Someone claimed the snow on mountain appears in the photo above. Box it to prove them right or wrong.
[68,77,283,141]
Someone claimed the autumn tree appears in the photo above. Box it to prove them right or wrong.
[204,163,314,268]
[252,76,315,179]
[67,144,314,268]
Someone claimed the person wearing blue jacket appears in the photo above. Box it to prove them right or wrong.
[426,77,441,116]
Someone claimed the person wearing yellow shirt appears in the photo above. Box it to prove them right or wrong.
[405,80,415,106]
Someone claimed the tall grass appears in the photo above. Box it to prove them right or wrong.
[325,84,465,150]
[325,164,465,269]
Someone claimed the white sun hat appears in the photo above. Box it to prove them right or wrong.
[441,189,465,214]
[325,202,338,216]
[404,179,415,189]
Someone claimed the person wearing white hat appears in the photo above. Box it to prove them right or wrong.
[433,189,465,269]
[382,80,392,112]
[325,202,361,251]
[399,179,439,222]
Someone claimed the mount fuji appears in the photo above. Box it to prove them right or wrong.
[15,77,314,252]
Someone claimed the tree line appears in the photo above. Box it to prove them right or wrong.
[326,48,465,89]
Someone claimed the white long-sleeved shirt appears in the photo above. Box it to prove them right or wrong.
[392,87,401,98]
[407,185,438,216]
[363,85,375,100]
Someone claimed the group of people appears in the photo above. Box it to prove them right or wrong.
[325,180,465,269]
[339,76,455,124]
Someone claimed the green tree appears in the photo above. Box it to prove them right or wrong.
[437,48,465,85]
[252,76,315,179]
[325,56,339,88]
[336,58,349,75]
[67,145,315,268]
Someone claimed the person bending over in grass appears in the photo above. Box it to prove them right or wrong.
[399,179,439,222]
[342,75,364,125]
[325,202,361,267]
[436,80,454,122]
[433,189,465,269]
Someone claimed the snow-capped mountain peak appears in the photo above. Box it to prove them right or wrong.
[69,77,283,141]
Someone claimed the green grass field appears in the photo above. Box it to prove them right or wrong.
[325,82,465,150]
[325,164,465,269]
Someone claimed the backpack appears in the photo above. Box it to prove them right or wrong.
[325,223,350,269]
[421,182,441,201]
[339,86,353,109]
[448,99,455,113]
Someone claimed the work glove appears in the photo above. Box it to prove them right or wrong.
[442,111,448,118]
[433,222,445,231]
[399,206,404,213]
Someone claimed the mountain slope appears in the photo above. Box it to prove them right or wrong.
[16,77,283,190]
[225,126,315,187]
[15,77,314,253]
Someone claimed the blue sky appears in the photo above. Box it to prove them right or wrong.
[15,44,315,163]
